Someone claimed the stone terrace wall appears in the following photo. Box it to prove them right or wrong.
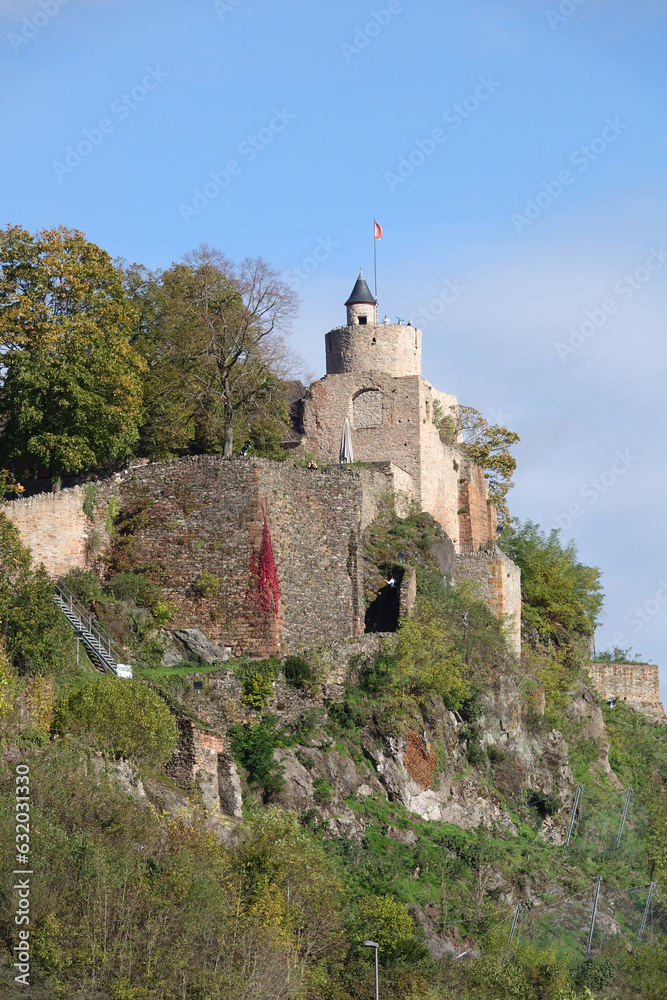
[3,486,90,577]
[587,662,666,721]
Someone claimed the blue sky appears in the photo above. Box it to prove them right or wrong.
[4,0,667,691]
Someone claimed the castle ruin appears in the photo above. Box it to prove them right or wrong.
[3,271,524,654]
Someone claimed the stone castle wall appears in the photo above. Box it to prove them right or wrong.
[325,324,422,378]
[587,662,666,721]
[4,486,90,578]
[301,372,495,553]
[4,458,401,657]
[452,547,522,655]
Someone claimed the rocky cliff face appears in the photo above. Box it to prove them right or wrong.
[264,674,614,845]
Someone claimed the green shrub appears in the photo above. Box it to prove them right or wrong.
[458,689,483,723]
[313,777,333,804]
[82,483,99,520]
[467,740,486,765]
[233,655,279,686]
[283,655,312,688]
[54,676,179,768]
[106,496,121,536]
[230,716,284,798]
[243,672,274,709]
[351,894,427,966]
[151,600,175,625]
[104,571,161,608]
[192,571,220,599]
[527,789,561,818]
[573,956,616,991]
[487,743,506,764]
[60,567,104,604]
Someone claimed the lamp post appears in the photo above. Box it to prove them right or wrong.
[363,940,379,1000]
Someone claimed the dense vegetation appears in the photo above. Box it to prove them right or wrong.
[1,490,666,998]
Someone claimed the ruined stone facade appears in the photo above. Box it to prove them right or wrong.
[5,487,89,577]
[587,662,666,722]
[299,278,520,649]
[4,457,406,657]
[453,546,522,653]
[2,275,524,656]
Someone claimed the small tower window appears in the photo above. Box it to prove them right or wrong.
[359,315,368,325]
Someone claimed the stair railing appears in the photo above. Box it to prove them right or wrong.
[53,580,125,672]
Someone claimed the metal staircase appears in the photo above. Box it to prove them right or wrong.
[53,580,123,675]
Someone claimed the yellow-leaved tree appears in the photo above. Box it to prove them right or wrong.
[0,225,145,484]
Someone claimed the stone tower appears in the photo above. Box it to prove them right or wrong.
[344,268,377,327]
[327,274,422,378]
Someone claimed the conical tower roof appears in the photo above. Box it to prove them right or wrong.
[345,268,376,306]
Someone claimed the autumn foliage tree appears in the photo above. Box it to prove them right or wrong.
[0,226,145,483]
[433,401,520,522]
[126,245,300,459]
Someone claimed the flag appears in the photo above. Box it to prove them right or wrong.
[374,220,383,239]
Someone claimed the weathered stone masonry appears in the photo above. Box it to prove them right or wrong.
[5,457,402,656]
[587,662,666,722]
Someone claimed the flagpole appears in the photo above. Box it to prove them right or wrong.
[373,217,378,315]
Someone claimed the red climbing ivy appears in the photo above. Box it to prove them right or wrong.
[246,505,281,626]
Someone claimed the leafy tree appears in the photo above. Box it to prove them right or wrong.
[499,519,604,646]
[416,569,512,675]
[595,645,641,664]
[122,245,300,460]
[0,511,74,675]
[0,226,145,483]
[54,676,178,767]
[433,401,520,521]
[457,406,520,523]
[351,894,426,965]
